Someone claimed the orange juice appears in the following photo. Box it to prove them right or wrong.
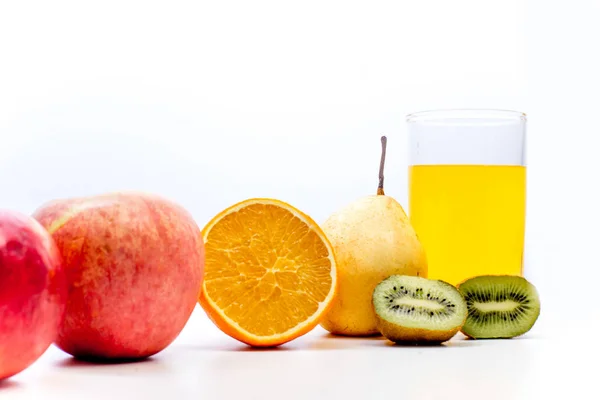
[408,165,526,286]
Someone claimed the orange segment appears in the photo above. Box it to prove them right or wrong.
[199,198,337,346]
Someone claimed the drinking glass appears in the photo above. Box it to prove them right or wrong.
[406,109,527,286]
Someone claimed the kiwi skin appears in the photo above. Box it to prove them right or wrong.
[374,318,464,344]
[373,277,468,344]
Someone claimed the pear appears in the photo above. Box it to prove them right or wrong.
[320,136,428,336]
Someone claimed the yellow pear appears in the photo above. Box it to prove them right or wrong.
[320,136,428,336]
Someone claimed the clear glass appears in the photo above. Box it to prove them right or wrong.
[406,109,527,286]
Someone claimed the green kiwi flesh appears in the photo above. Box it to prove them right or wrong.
[372,275,468,344]
[457,275,541,339]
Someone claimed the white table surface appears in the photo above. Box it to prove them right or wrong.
[0,306,592,400]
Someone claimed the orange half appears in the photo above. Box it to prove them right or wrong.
[199,198,337,347]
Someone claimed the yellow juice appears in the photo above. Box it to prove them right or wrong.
[408,165,526,286]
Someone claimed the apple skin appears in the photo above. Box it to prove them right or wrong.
[0,210,67,380]
[32,192,205,360]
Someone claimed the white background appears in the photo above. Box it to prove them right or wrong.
[1,0,599,398]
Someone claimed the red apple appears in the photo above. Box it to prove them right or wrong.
[32,192,205,360]
[0,210,67,380]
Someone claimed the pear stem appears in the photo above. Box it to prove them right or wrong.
[377,136,387,195]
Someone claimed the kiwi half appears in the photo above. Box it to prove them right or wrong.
[372,275,468,344]
[457,275,540,339]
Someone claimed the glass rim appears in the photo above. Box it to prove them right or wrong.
[406,108,526,123]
